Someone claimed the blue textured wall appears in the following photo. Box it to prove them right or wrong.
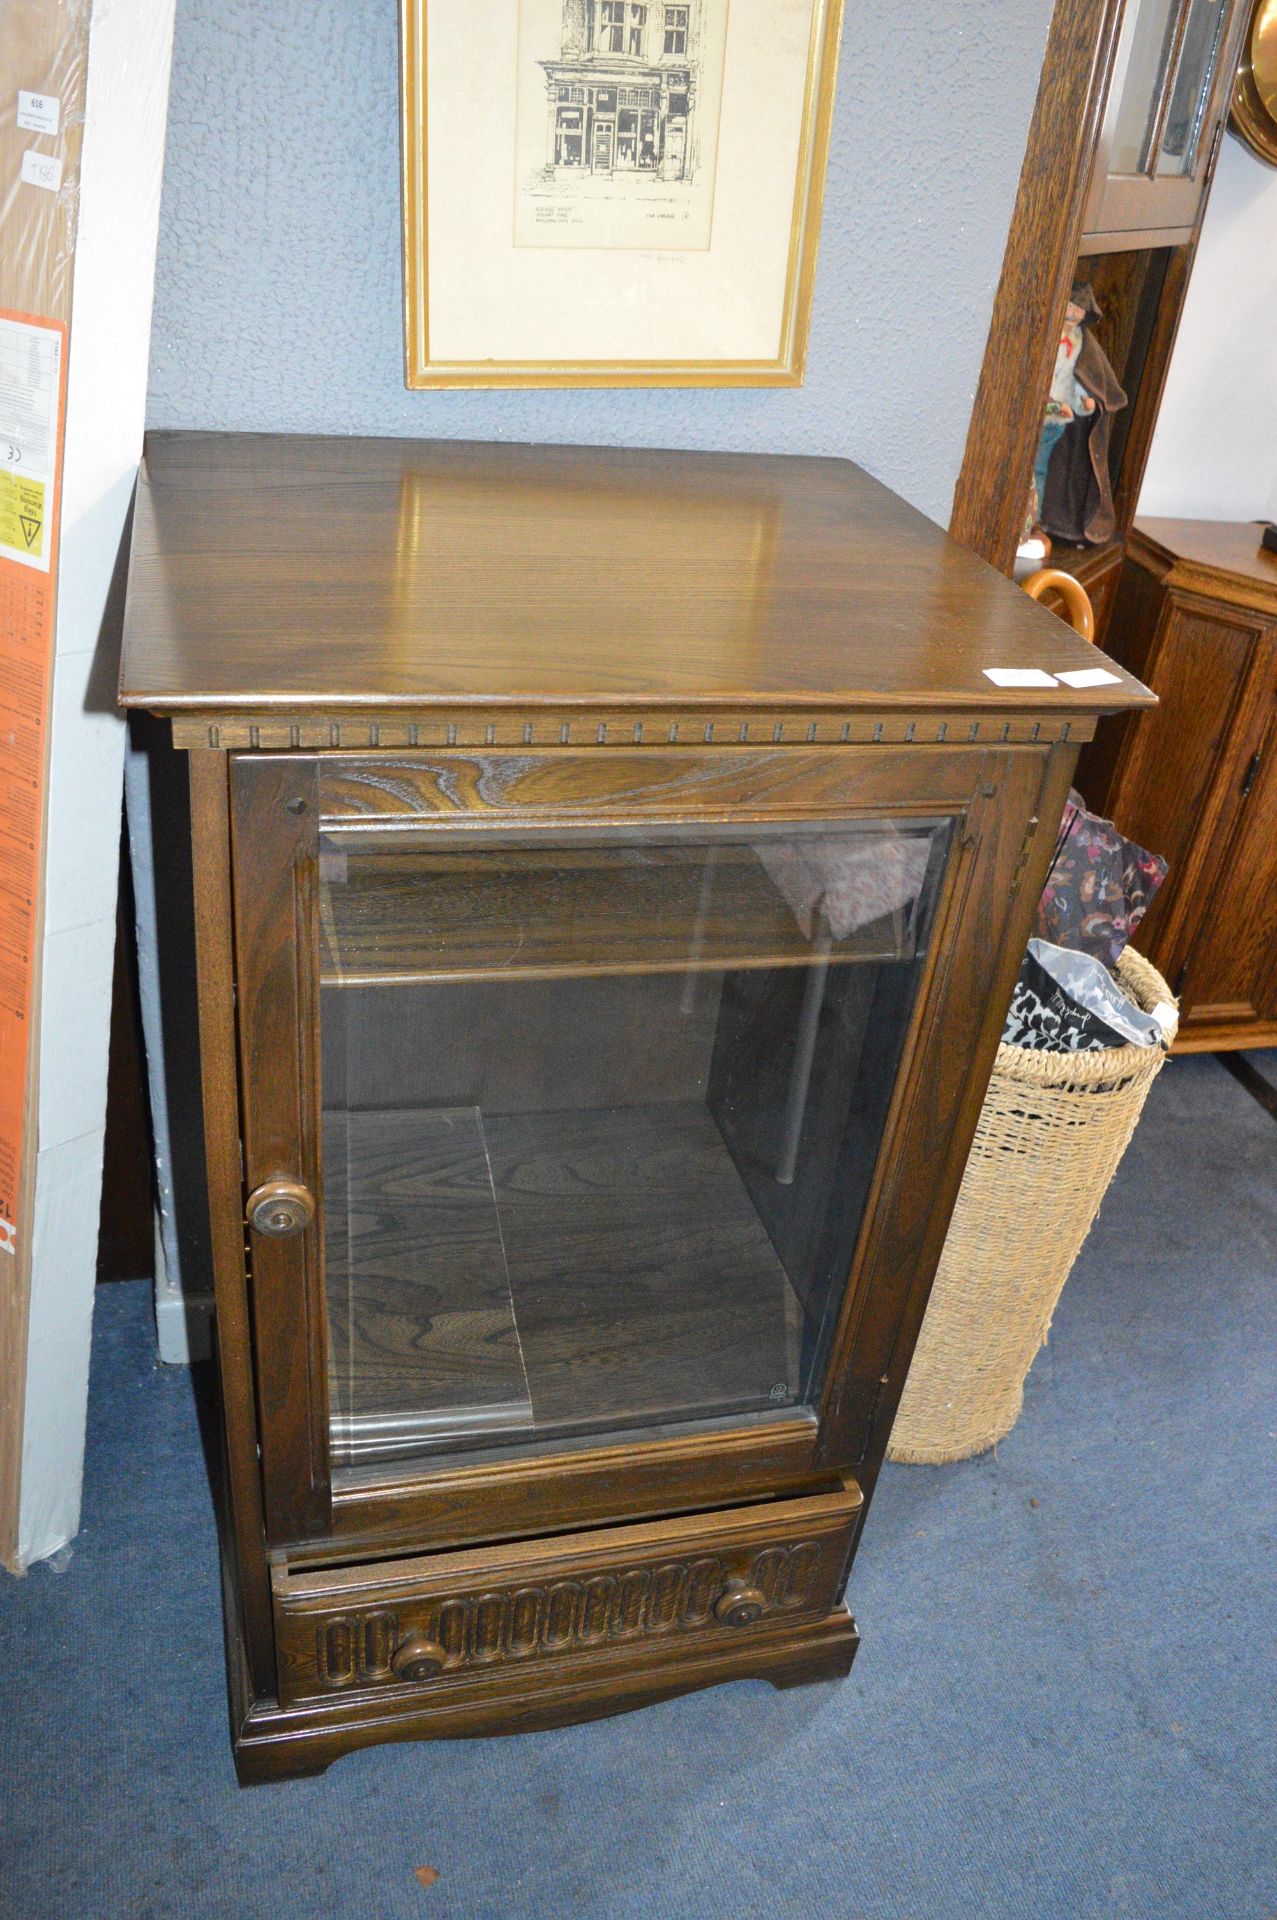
[146,0,1054,526]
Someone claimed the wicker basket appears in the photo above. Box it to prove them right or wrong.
[887,947,1177,1465]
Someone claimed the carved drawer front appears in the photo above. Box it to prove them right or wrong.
[272,1482,862,1708]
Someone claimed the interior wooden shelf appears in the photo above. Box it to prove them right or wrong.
[1047,534,1123,571]
[319,843,913,988]
[1078,224,1195,252]
[324,1101,803,1467]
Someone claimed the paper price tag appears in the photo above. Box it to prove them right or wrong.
[1055,666,1122,689]
[17,90,60,135]
[20,150,63,193]
[983,667,1059,689]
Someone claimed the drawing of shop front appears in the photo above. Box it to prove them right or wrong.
[541,3,701,180]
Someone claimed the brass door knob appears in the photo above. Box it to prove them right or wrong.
[246,1179,315,1238]
[713,1581,769,1628]
[391,1634,448,1683]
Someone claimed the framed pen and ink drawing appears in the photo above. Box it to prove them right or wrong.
[400,0,844,387]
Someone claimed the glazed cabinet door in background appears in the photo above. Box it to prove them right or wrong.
[229,744,1064,1557]
[1083,0,1245,242]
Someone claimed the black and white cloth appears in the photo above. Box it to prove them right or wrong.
[1003,939,1171,1054]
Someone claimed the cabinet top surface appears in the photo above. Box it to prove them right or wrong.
[1134,517,1277,612]
[118,433,1151,721]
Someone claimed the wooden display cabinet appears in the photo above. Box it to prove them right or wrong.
[951,0,1250,598]
[1040,0,1250,642]
[1083,0,1240,248]
[1078,517,1277,1051]
[118,433,1151,1782]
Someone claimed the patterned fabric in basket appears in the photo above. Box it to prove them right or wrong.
[1036,790,1167,969]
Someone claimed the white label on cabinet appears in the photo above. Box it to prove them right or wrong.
[1055,667,1122,688]
[17,90,60,135]
[20,150,62,193]
[982,667,1059,689]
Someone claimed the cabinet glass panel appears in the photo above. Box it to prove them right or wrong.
[317,818,952,1475]
[1153,0,1228,174]
[1109,0,1228,178]
[1111,0,1180,173]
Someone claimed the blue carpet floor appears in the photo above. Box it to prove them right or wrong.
[1,1049,1274,1919]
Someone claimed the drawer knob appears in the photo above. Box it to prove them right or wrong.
[391,1634,448,1683]
[713,1581,769,1628]
[246,1179,314,1238]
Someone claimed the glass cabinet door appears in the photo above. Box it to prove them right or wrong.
[1086,0,1238,238]
[1152,0,1232,173]
[313,817,951,1481]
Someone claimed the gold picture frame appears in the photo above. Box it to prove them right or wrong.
[400,0,844,388]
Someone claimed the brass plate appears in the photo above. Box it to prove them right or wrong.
[1231,0,1277,166]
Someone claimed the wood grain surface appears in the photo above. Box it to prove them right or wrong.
[234,1605,858,1780]
[1171,682,1277,1038]
[484,1102,801,1431]
[1079,528,1277,1051]
[188,753,278,1697]
[1132,517,1277,612]
[325,1100,804,1464]
[118,434,1149,720]
[229,756,332,1545]
[270,1481,861,1713]
[319,836,915,988]
[324,1107,532,1465]
[317,748,983,826]
[948,0,1127,573]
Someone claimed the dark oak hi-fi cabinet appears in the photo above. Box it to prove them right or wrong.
[118,434,1151,1782]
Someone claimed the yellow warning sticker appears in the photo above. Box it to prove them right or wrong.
[0,470,46,564]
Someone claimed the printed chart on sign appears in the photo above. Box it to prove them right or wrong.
[0,313,66,1260]
[0,314,62,572]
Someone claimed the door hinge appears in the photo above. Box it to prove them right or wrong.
[854,1374,892,1464]
[1241,751,1262,799]
[1173,961,1189,998]
[1008,814,1040,895]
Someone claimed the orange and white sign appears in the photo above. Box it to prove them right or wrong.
[0,309,68,1256]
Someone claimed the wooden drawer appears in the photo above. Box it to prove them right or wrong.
[272,1481,862,1709]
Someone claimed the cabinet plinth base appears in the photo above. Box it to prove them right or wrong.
[229,1608,859,1786]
